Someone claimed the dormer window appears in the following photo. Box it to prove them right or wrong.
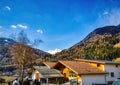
[97,64,100,67]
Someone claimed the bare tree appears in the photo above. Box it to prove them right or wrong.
[17,30,30,44]
[9,43,36,82]
[9,30,40,83]
[33,39,43,48]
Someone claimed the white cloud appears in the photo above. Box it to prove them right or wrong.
[97,9,120,26]
[47,49,61,55]
[11,24,28,29]
[11,25,17,29]
[36,29,43,34]
[5,6,11,11]
[17,24,27,29]
[103,11,109,15]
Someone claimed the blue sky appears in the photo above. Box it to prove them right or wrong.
[0,0,120,53]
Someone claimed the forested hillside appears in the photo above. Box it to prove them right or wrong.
[52,25,120,61]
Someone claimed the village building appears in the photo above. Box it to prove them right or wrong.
[76,59,120,84]
[32,66,64,84]
[44,60,107,85]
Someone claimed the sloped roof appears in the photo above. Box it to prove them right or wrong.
[56,60,107,75]
[37,66,64,78]
[75,59,105,64]
[75,59,120,65]
[43,62,57,68]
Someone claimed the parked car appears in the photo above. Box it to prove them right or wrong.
[112,79,120,85]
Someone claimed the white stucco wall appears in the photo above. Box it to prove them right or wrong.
[104,64,120,82]
[82,75,106,85]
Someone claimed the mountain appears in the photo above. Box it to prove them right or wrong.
[0,37,51,69]
[0,38,15,66]
[53,25,120,61]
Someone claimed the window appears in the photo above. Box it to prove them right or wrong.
[116,65,118,68]
[63,73,66,77]
[97,64,100,67]
[111,72,114,77]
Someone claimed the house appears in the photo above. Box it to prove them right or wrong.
[76,59,120,83]
[32,66,64,84]
[45,60,107,85]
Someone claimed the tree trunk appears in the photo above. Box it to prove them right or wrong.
[21,65,24,84]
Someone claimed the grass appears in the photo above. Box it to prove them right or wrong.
[0,76,14,85]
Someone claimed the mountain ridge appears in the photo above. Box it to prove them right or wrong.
[0,37,51,67]
[53,25,120,61]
